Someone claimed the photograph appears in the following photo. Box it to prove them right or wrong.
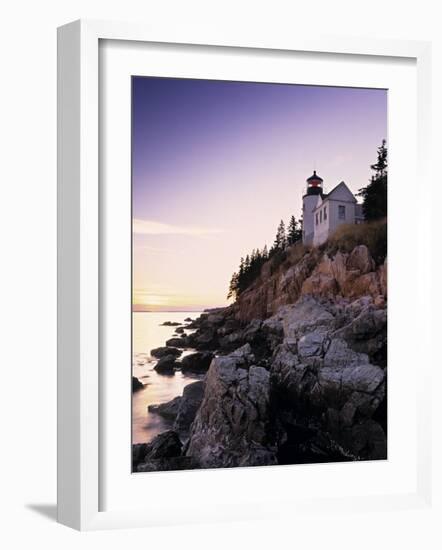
[131,76,388,473]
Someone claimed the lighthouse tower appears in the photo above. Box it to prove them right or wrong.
[302,170,324,245]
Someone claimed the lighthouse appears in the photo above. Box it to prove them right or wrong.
[301,170,363,247]
[302,170,324,245]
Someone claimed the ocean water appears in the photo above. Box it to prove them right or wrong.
[132,311,203,444]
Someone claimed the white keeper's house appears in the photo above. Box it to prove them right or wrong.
[302,170,364,247]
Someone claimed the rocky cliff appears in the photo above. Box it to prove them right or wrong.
[134,241,387,472]
[232,242,387,322]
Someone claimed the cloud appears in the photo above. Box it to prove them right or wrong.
[133,218,223,236]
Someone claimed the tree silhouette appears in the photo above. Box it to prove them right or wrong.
[271,219,286,253]
[287,215,302,245]
[227,215,304,300]
[370,139,387,177]
[358,139,388,221]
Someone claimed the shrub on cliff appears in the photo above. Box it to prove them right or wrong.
[325,219,387,265]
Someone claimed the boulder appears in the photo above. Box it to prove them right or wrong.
[216,318,241,336]
[186,355,277,468]
[145,430,182,459]
[186,308,238,346]
[350,272,381,298]
[330,251,351,290]
[230,342,255,362]
[323,338,369,369]
[207,313,225,325]
[154,355,177,375]
[242,319,263,342]
[193,330,218,350]
[297,331,327,358]
[165,337,189,348]
[148,396,182,419]
[281,296,336,341]
[331,306,387,362]
[301,271,339,297]
[261,314,284,350]
[271,343,317,404]
[132,376,143,392]
[180,352,214,373]
[133,431,195,472]
[132,443,149,471]
[173,381,205,434]
[150,346,182,359]
[218,330,245,351]
[341,364,384,394]
[346,245,375,274]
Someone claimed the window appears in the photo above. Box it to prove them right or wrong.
[315,213,318,225]
[338,205,346,220]
[320,210,323,223]
[324,206,327,221]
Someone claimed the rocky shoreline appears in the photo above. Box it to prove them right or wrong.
[133,244,387,472]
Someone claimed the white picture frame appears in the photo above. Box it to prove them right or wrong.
[57,19,433,531]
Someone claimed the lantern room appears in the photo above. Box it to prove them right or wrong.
[306,170,324,196]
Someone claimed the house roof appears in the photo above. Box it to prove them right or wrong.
[312,181,358,213]
[327,181,356,200]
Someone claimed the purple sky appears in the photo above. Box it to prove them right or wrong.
[132,77,387,311]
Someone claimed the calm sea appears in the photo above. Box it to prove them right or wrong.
[132,311,203,444]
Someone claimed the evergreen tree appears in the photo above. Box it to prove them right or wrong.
[287,215,302,245]
[239,257,245,277]
[287,215,297,244]
[370,139,387,177]
[299,216,303,240]
[279,220,287,249]
[227,272,239,300]
[244,254,251,271]
[227,214,304,300]
[358,139,388,221]
[273,219,286,251]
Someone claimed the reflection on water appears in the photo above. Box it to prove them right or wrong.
[132,311,203,444]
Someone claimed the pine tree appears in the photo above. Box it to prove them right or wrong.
[370,139,388,177]
[280,220,287,249]
[227,272,239,300]
[244,254,251,271]
[239,257,245,277]
[273,219,286,251]
[287,215,300,245]
[227,214,303,300]
[358,140,388,221]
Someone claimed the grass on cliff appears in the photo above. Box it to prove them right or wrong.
[268,241,309,276]
[324,218,387,265]
[240,220,386,296]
